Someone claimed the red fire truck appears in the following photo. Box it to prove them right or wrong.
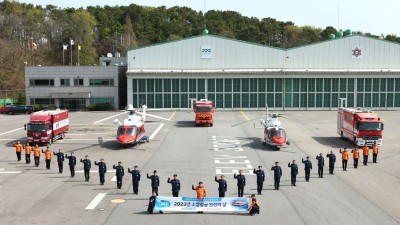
[25,109,69,145]
[337,107,384,146]
[193,99,215,126]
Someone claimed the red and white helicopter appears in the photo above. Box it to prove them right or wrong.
[113,104,169,147]
[259,106,290,150]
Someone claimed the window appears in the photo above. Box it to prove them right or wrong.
[172,79,179,92]
[90,98,114,106]
[147,79,154,92]
[207,79,215,92]
[74,78,84,86]
[30,98,54,105]
[29,79,54,86]
[60,78,70,86]
[89,79,114,86]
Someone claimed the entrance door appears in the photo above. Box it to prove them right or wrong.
[60,99,86,111]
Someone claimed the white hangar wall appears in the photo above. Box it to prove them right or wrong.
[286,35,400,70]
[126,34,400,110]
[128,35,285,71]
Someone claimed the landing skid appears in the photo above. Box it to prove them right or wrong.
[139,136,150,143]
[262,141,282,150]
[119,136,149,148]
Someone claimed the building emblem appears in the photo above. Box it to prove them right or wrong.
[352,46,363,59]
[201,45,213,59]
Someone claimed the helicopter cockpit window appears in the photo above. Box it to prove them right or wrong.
[117,127,137,136]
[270,129,285,137]
[127,127,137,136]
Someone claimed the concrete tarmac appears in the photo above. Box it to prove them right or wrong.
[0,110,399,225]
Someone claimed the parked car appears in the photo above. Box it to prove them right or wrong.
[6,105,33,115]
[1,104,14,114]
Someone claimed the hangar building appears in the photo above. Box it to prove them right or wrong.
[126,33,400,110]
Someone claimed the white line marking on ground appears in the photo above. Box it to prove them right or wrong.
[75,170,115,173]
[93,112,127,124]
[85,193,107,210]
[0,171,22,174]
[0,127,24,136]
[149,123,164,140]
[111,176,116,181]
[0,139,27,141]
[63,139,115,141]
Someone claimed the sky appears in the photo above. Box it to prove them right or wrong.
[20,0,400,36]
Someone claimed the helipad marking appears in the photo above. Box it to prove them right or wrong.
[110,199,126,204]
[76,170,115,173]
[0,171,22,174]
[0,127,24,136]
[168,111,176,121]
[63,138,114,141]
[149,124,164,140]
[93,112,127,124]
[85,193,107,210]
[240,111,250,121]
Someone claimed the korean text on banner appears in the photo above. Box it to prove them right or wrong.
[154,196,251,212]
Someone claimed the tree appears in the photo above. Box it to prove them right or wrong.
[70,10,97,65]
[122,14,138,52]
[321,26,337,40]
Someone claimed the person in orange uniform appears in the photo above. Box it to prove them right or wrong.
[13,141,23,161]
[248,197,260,216]
[192,181,207,214]
[42,146,52,170]
[372,143,379,163]
[351,147,360,168]
[33,144,41,167]
[24,143,32,164]
[363,145,369,166]
[339,148,349,171]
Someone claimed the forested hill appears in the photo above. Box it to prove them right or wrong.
[1,1,400,97]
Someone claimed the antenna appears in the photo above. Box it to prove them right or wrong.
[203,0,208,31]
[337,1,340,30]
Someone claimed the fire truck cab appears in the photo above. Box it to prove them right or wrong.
[25,109,69,145]
[337,100,384,146]
[193,99,215,127]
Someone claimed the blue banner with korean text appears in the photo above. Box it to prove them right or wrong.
[154,196,251,212]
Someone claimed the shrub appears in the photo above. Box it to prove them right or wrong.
[87,103,114,111]
[47,104,57,110]
[32,104,43,112]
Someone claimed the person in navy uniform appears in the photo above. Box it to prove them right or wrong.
[80,155,91,182]
[234,170,246,197]
[302,156,313,182]
[326,151,336,175]
[53,149,65,173]
[94,158,107,185]
[147,170,160,195]
[113,161,124,189]
[147,192,163,214]
[288,160,298,186]
[128,165,141,195]
[253,166,265,195]
[214,175,227,197]
[316,153,325,178]
[271,162,282,190]
[167,174,181,197]
[65,152,76,177]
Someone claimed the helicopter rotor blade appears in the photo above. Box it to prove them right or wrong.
[135,111,170,121]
